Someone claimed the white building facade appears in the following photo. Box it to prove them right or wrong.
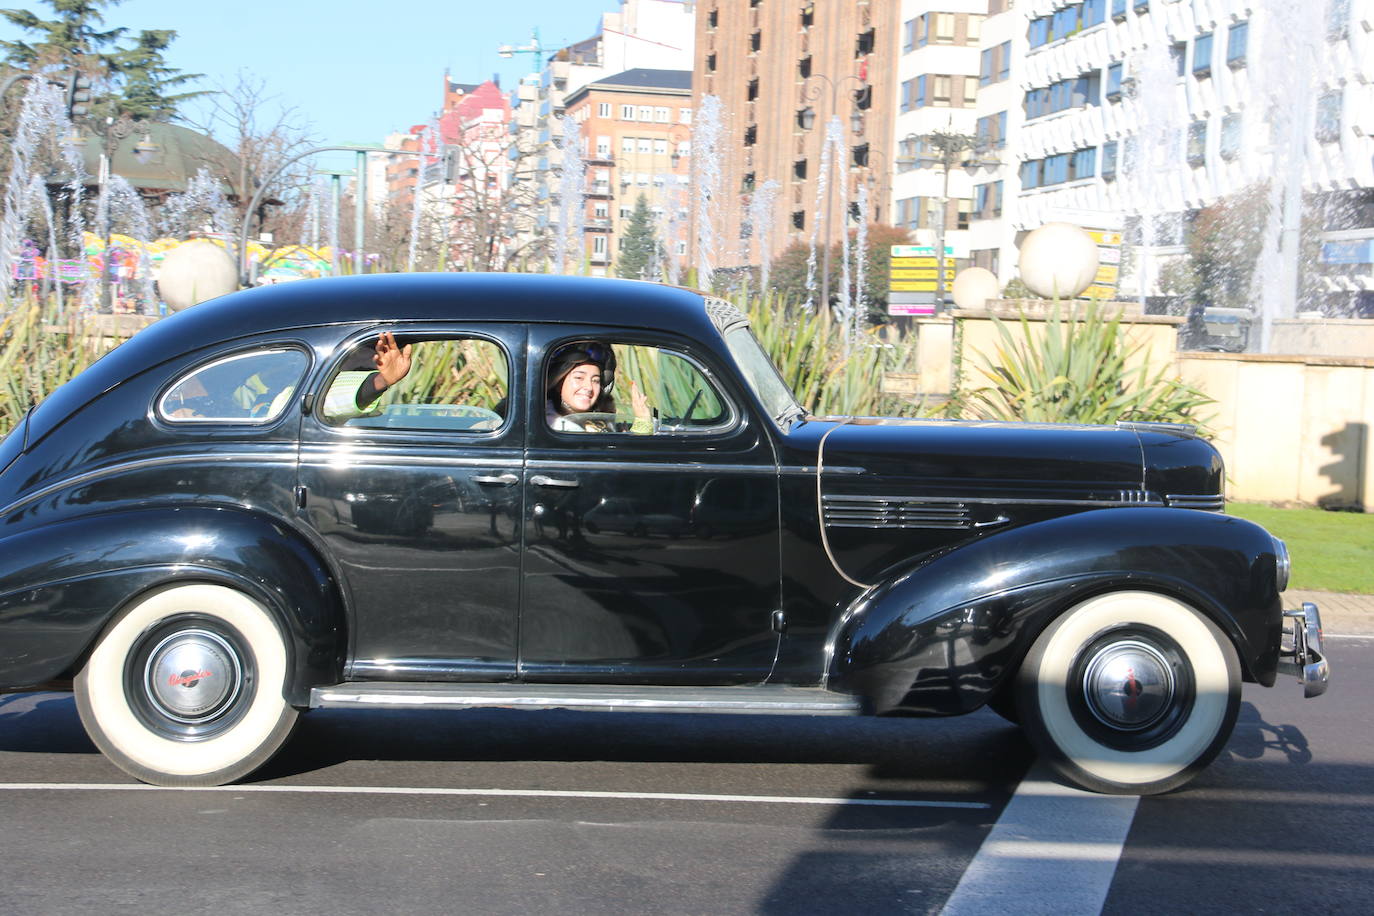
[968,0,1374,315]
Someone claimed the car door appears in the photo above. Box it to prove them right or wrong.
[296,324,525,681]
[519,327,782,685]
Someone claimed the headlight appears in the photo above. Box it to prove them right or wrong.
[1273,537,1291,592]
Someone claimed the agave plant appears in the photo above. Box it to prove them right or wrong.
[1,296,121,437]
[957,302,1214,431]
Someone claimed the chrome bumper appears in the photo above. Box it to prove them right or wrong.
[1278,602,1330,698]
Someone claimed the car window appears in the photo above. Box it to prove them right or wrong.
[322,335,509,432]
[160,348,309,424]
[545,340,732,435]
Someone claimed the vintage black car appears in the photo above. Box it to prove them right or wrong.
[0,274,1328,793]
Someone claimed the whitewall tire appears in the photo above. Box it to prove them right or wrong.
[75,584,300,787]
[1016,591,1240,795]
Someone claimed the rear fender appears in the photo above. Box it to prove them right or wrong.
[826,508,1283,716]
[0,507,344,704]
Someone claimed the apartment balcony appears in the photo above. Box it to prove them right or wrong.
[585,218,613,232]
[585,181,614,199]
[588,252,611,266]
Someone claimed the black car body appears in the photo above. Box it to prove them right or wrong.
[0,274,1328,792]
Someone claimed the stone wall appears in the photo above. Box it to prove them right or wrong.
[1178,353,1373,510]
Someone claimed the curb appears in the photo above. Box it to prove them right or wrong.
[1288,589,1374,636]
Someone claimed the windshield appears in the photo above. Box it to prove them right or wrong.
[723,326,802,425]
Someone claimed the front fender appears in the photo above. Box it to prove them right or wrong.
[0,506,343,704]
[827,507,1283,716]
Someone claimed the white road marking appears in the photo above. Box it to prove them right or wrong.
[1322,633,1372,640]
[0,782,989,809]
[939,763,1138,916]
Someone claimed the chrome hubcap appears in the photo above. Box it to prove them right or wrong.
[143,628,243,724]
[1080,639,1175,731]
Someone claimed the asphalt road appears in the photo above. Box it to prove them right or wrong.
[0,637,1369,915]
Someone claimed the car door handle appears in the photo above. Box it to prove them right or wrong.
[973,514,1010,529]
[473,472,519,486]
[530,474,580,489]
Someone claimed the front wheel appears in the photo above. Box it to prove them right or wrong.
[75,584,300,787]
[1016,591,1240,795]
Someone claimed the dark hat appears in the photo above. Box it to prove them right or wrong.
[546,340,617,399]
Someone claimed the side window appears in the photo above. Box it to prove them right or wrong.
[321,334,509,432]
[544,339,731,435]
[160,348,309,423]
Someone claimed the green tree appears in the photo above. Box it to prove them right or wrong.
[2,1,201,121]
[616,193,658,280]
[768,222,912,320]
[0,0,124,70]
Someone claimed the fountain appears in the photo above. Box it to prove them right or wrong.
[690,95,725,289]
[552,115,586,275]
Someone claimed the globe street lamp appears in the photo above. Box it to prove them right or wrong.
[903,129,996,309]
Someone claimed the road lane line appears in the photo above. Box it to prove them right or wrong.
[0,783,990,809]
[939,763,1138,915]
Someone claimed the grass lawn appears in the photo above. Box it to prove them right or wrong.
[1228,502,1374,594]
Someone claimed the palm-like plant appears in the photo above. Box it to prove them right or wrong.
[958,303,1213,431]
[1,296,120,437]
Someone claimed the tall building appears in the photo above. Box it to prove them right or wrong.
[563,69,693,277]
[692,0,899,271]
[970,0,1374,316]
[507,0,695,270]
[891,2,993,294]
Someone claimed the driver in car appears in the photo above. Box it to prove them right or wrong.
[546,340,652,433]
[323,331,414,419]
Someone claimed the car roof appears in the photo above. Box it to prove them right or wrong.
[29,273,713,446]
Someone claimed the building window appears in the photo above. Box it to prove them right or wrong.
[976,112,1007,148]
[800,3,813,28]
[1029,17,1050,48]
[594,202,608,218]
[596,137,611,157]
[974,181,1003,218]
[1112,0,1128,20]
[933,75,952,105]
[792,210,805,229]
[621,137,635,154]
[679,108,692,124]
[933,12,956,44]
[1106,62,1123,101]
[637,106,653,121]
[799,54,812,78]
[751,30,762,52]
[1228,22,1248,68]
[1193,33,1213,77]
[1187,120,1207,166]
[707,8,717,28]
[1083,0,1107,28]
[593,235,607,255]
[598,102,611,117]
[705,53,716,72]
[1316,90,1343,142]
[744,125,757,145]
[638,138,652,153]
[968,15,983,43]
[1020,160,1041,190]
[619,205,632,219]
[998,41,1010,81]
[856,29,875,55]
[747,78,759,101]
[654,139,667,155]
[1134,0,1149,12]
[1171,42,1186,77]
[904,17,919,52]
[1071,147,1097,180]
[896,197,920,230]
[1219,113,1242,160]
[1102,141,1118,180]
[793,158,807,179]
[621,104,635,120]
[654,107,669,122]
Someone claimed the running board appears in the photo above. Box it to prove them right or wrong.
[309,682,863,716]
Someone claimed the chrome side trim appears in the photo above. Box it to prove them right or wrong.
[822,492,1165,509]
[527,458,778,475]
[311,682,862,716]
[0,451,297,518]
[823,495,974,530]
[780,465,866,477]
[1165,494,1226,511]
[298,452,519,470]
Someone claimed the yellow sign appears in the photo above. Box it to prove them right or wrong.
[890,269,944,280]
[891,257,956,269]
[1087,230,1123,246]
[1081,284,1119,300]
[1094,264,1119,284]
[889,280,939,292]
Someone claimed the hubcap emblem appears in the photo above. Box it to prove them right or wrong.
[1081,639,1175,731]
[144,629,243,723]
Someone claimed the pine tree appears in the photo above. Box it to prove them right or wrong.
[616,193,660,280]
[108,29,203,120]
[0,0,125,70]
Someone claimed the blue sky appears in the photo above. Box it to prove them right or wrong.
[2,0,616,148]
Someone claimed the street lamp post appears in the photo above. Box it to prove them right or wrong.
[797,73,869,309]
[905,129,993,310]
[80,112,156,312]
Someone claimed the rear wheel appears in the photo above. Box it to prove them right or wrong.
[1016,591,1240,795]
[75,584,299,787]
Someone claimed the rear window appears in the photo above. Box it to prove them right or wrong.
[0,412,28,476]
